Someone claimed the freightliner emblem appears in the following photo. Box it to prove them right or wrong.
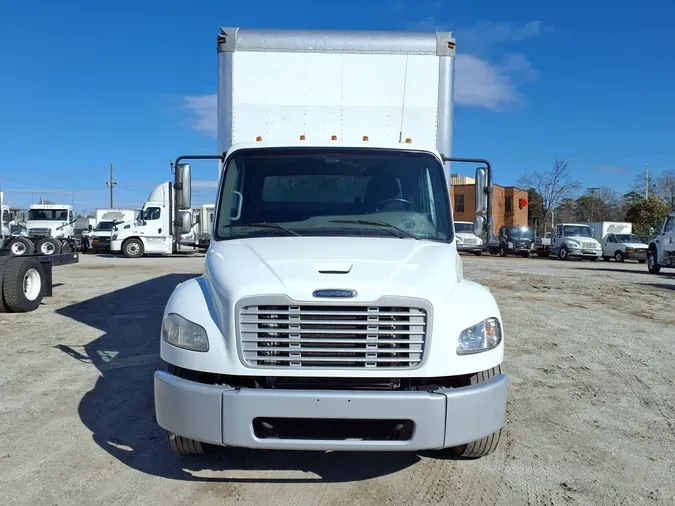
[312,289,357,298]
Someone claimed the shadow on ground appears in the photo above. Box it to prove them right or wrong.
[55,274,418,483]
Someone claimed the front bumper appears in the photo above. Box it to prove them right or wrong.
[569,248,602,257]
[154,370,508,451]
[457,244,483,253]
[110,239,122,253]
[625,250,647,260]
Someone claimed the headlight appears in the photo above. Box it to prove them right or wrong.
[456,236,464,244]
[161,313,209,352]
[508,241,513,248]
[566,241,579,248]
[457,317,502,355]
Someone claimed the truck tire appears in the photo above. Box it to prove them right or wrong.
[166,364,208,455]
[447,366,503,459]
[1,258,45,312]
[559,245,569,260]
[498,245,507,257]
[614,251,624,262]
[37,237,62,256]
[122,238,144,258]
[7,237,34,256]
[473,251,482,256]
[647,248,661,274]
[589,256,598,262]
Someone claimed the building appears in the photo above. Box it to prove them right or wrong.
[450,182,529,234]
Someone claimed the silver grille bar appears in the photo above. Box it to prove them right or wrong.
[237,300,429,369]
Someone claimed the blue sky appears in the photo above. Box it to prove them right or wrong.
[1,0,674,212]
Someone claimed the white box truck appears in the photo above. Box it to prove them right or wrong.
[580,221,649,263]
[154,27,507,458]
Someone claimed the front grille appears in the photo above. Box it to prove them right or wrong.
[238,299,429,369]
[582,242,596,249]
[464,238,478,245]
[29,228,51,237]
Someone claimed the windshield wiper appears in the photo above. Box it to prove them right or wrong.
[222,222,302,236]
[329,219,419,239]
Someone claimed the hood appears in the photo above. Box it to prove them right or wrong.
[566,236,600,244]
[26,220,69,235]
[204,236,461,303]
[620,241,648,248]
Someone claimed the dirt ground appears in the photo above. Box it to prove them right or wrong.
[1,252,674,505]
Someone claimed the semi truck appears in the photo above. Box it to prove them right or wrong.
[0,192,79,312]
[154,27,507,458]
[454,221,484,255]
[579,221,648,263]
[647,212,675,273]
[2,203,83,256]
[109,182,193,257]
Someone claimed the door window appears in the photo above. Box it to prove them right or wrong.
[608,235,616,243]
[143,207,161,220]
[664,217,674,233]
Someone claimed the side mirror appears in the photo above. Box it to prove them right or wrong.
[473,215,485,236]
[649,227,655,234]
[176,210,193,234]
[88,225,93,231]
[590,227,595,236]
[175,163,192,210]
[474,167,488,213]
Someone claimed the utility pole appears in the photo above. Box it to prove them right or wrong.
[645,163,650,200]
[587,187,599,221]
[106,163,118,208]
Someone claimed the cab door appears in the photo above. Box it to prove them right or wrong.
[140,205,170,253]
[603,234,617,257]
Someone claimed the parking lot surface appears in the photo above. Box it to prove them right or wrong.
[1,253,674,505]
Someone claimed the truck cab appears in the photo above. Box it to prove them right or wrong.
[647,212,675,273]
[454,221,484,255]
[495,225,534,257]
[110,183,183,258]
[21,204,80,255]
[153,27,507,460]
[550,223,602,261]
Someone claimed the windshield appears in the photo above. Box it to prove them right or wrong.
[95,221,115,231]
[506,226,534,239]
[215,148,452,242]
[28,209,69,221]
[563,225,592,237]
[455,222,474,234]
[616,234,642,243]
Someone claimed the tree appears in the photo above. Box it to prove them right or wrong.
[576,187,624,221]
[630,168,658,200]
[555,197,576,223]
[655,170,675,210]
[526,188,546,232]
[517,159,581,231]
[625,197,671,236]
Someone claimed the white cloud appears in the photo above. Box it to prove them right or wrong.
[184,95,217,137]
[192,180,219,190]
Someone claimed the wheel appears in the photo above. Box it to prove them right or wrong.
[446,366,503,458]
[614,251,624,263]
[122,238,144,258]
[521,252,530,258]
[7,237,34,256]
[602,256,610,261]
[589,256,599,262]
[37,237,62,255]
[1,258,45,312]
[473,251,482,256]
[647,249,661,274]
[559,245,569,260]
[498,245,507,257]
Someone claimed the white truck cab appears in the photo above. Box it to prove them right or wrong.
[648,212,675,274]
[454,221,484,255]
[7,204,81,255]
[154,27,507,459]
[550,223,602,261]
[110,182,189,257]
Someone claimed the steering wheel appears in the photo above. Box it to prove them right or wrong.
[374,198,419,212]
